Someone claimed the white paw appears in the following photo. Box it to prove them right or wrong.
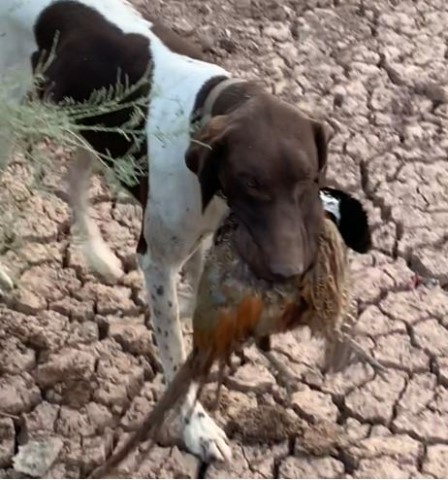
[182,405,231,463]
[81,238,124,283]
[0,264,14,292]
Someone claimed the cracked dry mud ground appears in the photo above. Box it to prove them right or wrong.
[1,0,448,478]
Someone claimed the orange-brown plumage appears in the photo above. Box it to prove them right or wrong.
[191,215,350,366]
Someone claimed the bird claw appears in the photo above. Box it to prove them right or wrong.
[324,334,387,379]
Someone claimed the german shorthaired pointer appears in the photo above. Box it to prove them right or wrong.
[0,0,328,462]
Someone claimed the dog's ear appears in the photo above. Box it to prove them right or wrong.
[186,115,230,211]
[312,120,328,185]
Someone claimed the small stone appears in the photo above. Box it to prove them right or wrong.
[13,438,63,477]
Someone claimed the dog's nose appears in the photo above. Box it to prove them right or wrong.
[269,262,303,279]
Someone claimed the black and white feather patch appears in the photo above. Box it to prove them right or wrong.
[320,188,372,254]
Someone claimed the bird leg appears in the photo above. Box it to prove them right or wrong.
[255,336,303,397]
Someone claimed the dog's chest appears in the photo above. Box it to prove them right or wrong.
[143,43,229,241]
[147,39,227,153]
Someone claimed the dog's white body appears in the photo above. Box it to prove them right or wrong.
[0,0,232,461]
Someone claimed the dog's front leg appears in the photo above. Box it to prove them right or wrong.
[139,250,231,462]
[181,379,231,462]
[139,253,185,377]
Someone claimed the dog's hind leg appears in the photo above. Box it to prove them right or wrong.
[68,147,124,282]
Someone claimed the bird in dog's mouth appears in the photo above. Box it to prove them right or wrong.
[191,187,372,356]
[228,186,372,284]
[90,187,381,479]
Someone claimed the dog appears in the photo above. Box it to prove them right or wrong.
[0,0,328,462]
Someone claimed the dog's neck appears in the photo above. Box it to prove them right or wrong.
[194,78,246,128]
[193,77,264,124]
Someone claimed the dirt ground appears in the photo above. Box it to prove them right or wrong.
[1,0,448,478]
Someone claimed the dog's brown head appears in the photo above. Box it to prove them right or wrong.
[186,93,327,282]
